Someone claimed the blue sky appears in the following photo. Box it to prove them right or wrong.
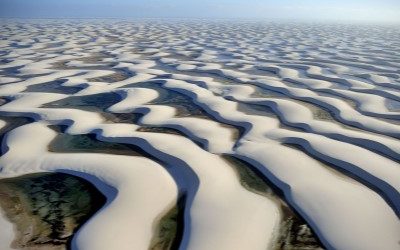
[1,0,399,23]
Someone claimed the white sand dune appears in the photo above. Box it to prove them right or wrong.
[0,207,14,250]
[0,20,399,250]
[2,122,178,250]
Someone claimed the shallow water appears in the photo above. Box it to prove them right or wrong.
[0,172,106,249]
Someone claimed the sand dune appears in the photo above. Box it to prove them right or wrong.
[0,20,399,250]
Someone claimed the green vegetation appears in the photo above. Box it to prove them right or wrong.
[223,155,275,196]
[150,205,179,250]
[224,155,324,250]
[42,92,121,111]
[49,131,143,156]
